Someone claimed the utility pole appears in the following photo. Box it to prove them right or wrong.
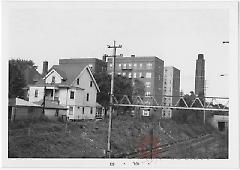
[203,79,206,124]
[107,40,122,158]
[42,82,46,115]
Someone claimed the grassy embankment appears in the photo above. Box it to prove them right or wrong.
[8,114,227,158]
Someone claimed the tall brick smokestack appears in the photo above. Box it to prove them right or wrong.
[195,54,205,97]
[42,61,48,77]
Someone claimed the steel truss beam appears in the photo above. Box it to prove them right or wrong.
[112,94,229,112]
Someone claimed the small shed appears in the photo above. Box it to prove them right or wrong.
[95,102,105,119]
[8,98,43,121]
[34,100,68,120]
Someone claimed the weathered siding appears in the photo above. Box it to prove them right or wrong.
[29,86,45,102]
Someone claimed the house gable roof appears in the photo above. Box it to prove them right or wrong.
[71,66,100,92]
[37,64,100,92]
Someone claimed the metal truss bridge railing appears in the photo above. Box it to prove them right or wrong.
[112,94,229,112]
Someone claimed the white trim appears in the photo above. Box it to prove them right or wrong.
[43,69,63,80]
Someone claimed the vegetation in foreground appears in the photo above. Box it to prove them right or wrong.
[8,114,228,158]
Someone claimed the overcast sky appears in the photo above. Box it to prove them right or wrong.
[4,1,230,97]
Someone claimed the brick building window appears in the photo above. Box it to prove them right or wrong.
[82,107,85,114]
[128,63,132,69]
[145,91,151,96]
[77,78,79,85]
[133,63,137,69]
[133,72,137,78]
[90,107,93,114]
[146,63,152,69]
[123,64,127,69]
[146,72,152,78]
[146,82,151,88]
[128,73,132,78]
[139,63,143,69]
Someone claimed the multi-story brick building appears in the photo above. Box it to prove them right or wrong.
[107,55,164,104]
[162,66,180,118]
[59,58,107,74]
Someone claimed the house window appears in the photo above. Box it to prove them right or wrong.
[123,64,127,69]
[146,63,152,69]
[109,63,113,68]
[35,90,38,97]
[139,63,143,69]
[118,64,122,68]
[122,72,126,76]
[139,72,143,78]
[87,93,89,101]
[146,72,152,78]
[133,63,137,69]
[77,78,79,85]
[70,91,74,99]
[69,107,73,115]
[82,107,85,114]
[117,72,121,76]
[52,76,55,83]
[90,81,93,87]
[90,107,93,114]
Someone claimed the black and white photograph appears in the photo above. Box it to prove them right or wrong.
[2,0,239,169]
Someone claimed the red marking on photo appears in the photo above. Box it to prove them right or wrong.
[136,134,161,159]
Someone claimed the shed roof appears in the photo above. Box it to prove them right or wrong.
[9,98,42,107]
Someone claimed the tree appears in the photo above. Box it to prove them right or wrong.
[8,59,35,98]
[94,72,144,108]
[173,91,203,124]
[132,79,145,97]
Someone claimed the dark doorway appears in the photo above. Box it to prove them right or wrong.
[218,121,225,131]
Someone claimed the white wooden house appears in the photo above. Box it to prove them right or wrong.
[28,65,100,120]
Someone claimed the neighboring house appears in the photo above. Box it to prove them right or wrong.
[28,64,100,120]
[34,100,68,121]
[23,66,43,100]
[8,97,43,121]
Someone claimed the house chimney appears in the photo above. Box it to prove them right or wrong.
[131,54,135,58]
[42,61,48,77]
[102,54,107,62]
